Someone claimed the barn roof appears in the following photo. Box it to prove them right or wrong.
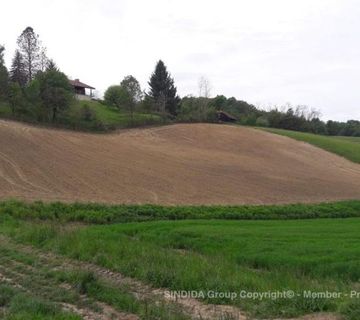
[69,79,95,90]
[217,111,237,122]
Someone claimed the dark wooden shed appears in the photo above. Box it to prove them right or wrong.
[217,111,237,122]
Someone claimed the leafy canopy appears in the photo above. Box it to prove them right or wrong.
[120,75,142,104]
[104,85,131,110]
[0,45,9,99]
[35,69,73,121]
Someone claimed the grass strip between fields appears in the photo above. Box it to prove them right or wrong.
[1,199,360,224]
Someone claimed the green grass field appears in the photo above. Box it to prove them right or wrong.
[0,238,188,320]
[259,127,360,164]
[66,100,163,131]
[0,99,163,132]
[0,217,359,318]
[334,136,360,143]
[1,200,360,318]
[0,284,81,320]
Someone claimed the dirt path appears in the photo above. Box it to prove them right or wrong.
[0,236,340,320]
[0,236,245,320]
[1,120,360,205]
[0,242,139,320]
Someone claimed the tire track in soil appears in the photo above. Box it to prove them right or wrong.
[0,244,139,320]
[2,121,360,205]
[0,236,340,320]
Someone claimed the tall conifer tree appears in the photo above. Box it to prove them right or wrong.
[10,50,27,87]
[148,60,180,116]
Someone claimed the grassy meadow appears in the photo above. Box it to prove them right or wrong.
[66,100,163,131]
[0,239,189,320]
[259,127,360,164]
[0,99,163,132]
[2,200,360,319]
[0,283,81,320]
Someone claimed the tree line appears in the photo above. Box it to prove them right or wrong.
[0,27,72,122]
[0,27,183,126]
[210,97,360,136]
[1,26,359,136]
[104,60,181,121]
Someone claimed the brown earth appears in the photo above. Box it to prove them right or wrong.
[1,119,360,205]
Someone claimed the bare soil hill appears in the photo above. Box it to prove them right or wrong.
[1,120,360,205]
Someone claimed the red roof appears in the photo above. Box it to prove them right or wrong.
[69,79,95,90]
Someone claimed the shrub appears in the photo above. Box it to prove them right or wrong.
[80,104,96,121]
[255,116,269,127]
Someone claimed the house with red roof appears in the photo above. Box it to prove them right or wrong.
[69,79,95,100]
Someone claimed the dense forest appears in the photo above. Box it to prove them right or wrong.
[0,27,359,136]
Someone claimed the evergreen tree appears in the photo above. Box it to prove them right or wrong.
[10,50,27,87]
[0,45,9,99]
[17,27,42,82]
[46,59,58,71]
[148,60,180,116]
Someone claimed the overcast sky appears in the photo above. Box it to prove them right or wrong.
[2,0,360,121]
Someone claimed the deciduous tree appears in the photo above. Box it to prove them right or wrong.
[104,85,131,110]
[36,69,74,122]
[0,45,9,99]
[120,75,143,122]
[0,45,5,65]
[38,48,49,72]
[120,75,142,103]
[197,76,212,121]
[17,27,43,82]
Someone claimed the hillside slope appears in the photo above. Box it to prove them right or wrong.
[260,127,360,163]
[1,120,360,205]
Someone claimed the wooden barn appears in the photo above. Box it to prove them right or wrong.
[216,111,237,122]
[69,79,95,100]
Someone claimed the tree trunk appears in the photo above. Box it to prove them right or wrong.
[130,105,134,126]
[52,107,57,122]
